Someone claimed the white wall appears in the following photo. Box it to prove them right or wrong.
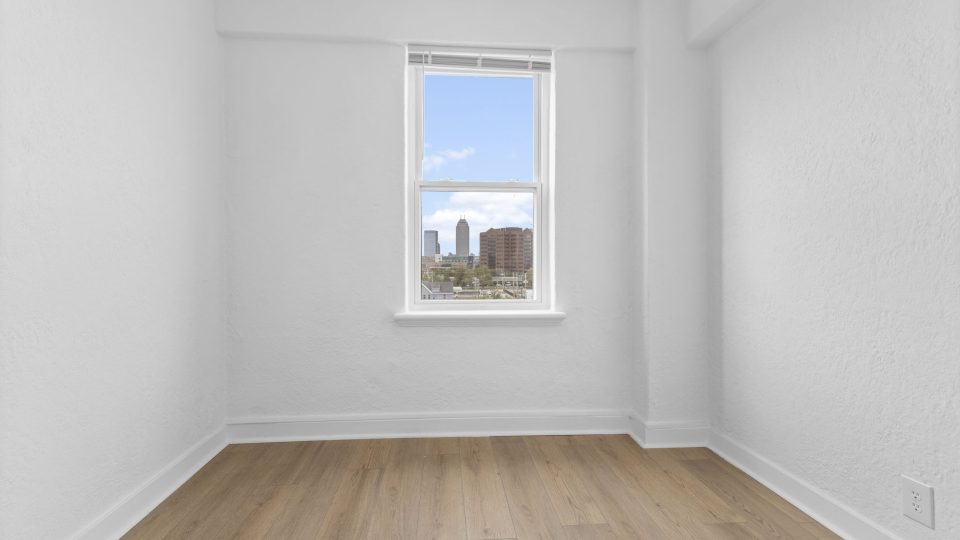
[216,0,637,50]
[0,1,225,538]
[223,38,636,420]
[686,0,764,47]
[712,1,960,537]
[635,0,711,428]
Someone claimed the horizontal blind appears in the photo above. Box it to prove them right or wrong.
[408,45,551,73]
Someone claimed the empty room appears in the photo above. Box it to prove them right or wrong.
[2,0,958,539]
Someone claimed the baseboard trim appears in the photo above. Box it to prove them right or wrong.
[72,427,228,540]
[628,415,647,447]
[226,409,631,443]
[709,430,898,540]
[630,415,711,448]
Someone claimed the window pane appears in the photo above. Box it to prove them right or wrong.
[421,191,534,300]
[422,74,534,182]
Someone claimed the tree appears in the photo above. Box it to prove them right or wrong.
[474,266,494,287]
[453,267,468,287]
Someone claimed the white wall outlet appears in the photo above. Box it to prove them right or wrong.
[902,475,935,529]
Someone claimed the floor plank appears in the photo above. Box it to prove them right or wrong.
[122,448,241,538]
[460,437,517,539]
[364,438,426,539]
[263,439,363,538]
[490,436,568,539]
[642,448,745,523]
[590,436,740,535]
[800,520,844,539]
[147,444,269,539]
[524,436,607,526]
[351,438,394,470]
[700,521,774,539]
[707,451,818,523]
[683,458,819,540]
[560,442,671,539]
[562,523,618,539]
[316,467,383,539]
[424,436,462,456]
[232,485,302,539]
[416,453,467,539]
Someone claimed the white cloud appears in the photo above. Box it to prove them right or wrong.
[441,148,475,160]
[422,147,475,172]
[422,154,446,172]
[423,192,533,254]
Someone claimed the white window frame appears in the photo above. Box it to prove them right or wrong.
[400,52,559,322]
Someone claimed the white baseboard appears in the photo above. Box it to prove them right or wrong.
[225,410,713,449]
[633,417,712,448]
[226,409,631,443]
[709,430,898,540]
[628,415,647,447]
[71,427,228,540]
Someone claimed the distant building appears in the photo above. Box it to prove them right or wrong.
[441,254,478,268]
[423,230,440,256]
[420,255,442,273]
[456,217,470,256]
[479,227,533,272]
[421,281,455,300]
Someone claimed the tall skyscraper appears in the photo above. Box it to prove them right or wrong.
[479,227,533,272]
[456,217,470,256]
[423,230,440,256]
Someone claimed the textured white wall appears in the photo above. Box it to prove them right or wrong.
[0,1,225,539]
[224,39,636,419]
[686,0,764,47]
[216,0,637,50]
[636,0,711,425]
[713,1,960,537]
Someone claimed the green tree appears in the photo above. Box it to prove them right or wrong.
[453,267,468,287]
[474,266,493,287]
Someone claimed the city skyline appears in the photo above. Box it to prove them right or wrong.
[422,191,534,255]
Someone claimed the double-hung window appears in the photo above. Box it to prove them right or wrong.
[400,45,560,324]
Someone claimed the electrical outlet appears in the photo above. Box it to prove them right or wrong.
[902,475,935,529]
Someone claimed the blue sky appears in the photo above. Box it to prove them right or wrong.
[421,74,535,254]
[422,74,533,181]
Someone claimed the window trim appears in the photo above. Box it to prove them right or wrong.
[400,59,559,319]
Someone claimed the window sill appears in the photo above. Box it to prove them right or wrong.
[393,310,566,327]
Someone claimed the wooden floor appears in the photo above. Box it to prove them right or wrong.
[125,435,839,539]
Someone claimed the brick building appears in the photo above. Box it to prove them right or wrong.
[479,227,533,272]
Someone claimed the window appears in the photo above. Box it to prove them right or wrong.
[404,45,555,318]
